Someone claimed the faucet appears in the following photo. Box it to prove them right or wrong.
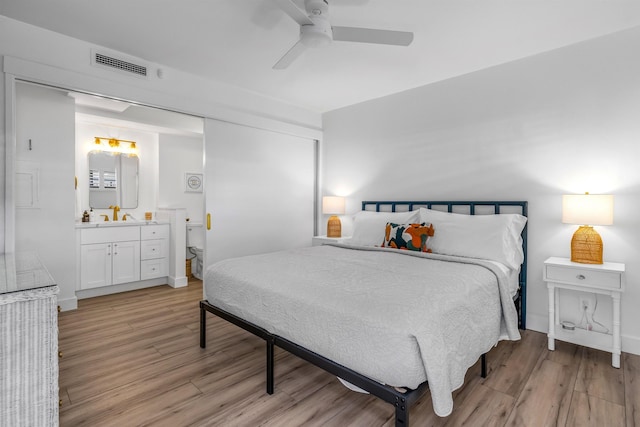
[109,205,120,221]
[100,214,109,222]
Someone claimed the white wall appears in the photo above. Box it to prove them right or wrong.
[1,15,321,254]
[76,122,159,221]
[158,134,204,223]
[15,83,76,307]
[322,27,640,354]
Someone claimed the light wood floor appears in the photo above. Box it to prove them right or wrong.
[59,279,640,426]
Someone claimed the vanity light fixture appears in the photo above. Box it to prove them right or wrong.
[93,136,138,155]
[323,196,345,238]
[562,192,614,264]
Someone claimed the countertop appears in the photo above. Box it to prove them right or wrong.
[0,252,56,294]
[75,220,168,229]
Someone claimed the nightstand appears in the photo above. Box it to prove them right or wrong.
[543,256,625,368]
[312,235,351,246]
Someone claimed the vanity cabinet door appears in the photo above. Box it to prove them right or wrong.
[112,240,141,285]
[80,243,112,289]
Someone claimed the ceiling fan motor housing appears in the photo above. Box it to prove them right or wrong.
[300,0,332,47]
[300,16,332,47]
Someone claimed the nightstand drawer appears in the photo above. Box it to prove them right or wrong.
[545,265,622,289]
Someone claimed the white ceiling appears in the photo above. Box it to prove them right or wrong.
[2,0,640,113]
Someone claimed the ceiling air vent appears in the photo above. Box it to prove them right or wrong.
[91,50,149,79]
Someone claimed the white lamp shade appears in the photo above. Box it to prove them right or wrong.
[562,194,614,226]
[322,196,345,215]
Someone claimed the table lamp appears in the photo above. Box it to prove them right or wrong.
[322,196,345,238]
[562,193,613,264]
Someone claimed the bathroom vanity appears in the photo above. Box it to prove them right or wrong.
[76,222,170,297]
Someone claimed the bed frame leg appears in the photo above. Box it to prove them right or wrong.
[266,338,275,395]
[394,399,408,426]
[481,353,487,378]
[199,303,206,349]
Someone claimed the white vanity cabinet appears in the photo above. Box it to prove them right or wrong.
[140,224,169,280]
[77,223,171,293]
[80,226,141,289]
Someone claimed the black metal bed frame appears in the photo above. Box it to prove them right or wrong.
[199,200,528,426]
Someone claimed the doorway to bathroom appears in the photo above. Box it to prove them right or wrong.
[12,80,205,309]
[9,80,318,311]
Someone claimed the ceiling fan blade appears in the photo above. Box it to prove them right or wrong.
[273,40,306,69]
[272,0,313,26]
[332,26,414,46]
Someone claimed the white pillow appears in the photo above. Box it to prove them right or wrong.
[350,210,421,247]
[419,208,527,269]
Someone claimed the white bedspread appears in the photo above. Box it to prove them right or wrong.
[204,244,521,417]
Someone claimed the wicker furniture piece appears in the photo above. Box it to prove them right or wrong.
[0,252,59,427]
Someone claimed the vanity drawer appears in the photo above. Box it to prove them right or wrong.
[545,265,622,289]
[141,239,167,260]
[81,227,140,244]
[141,224,169,240]
[141,259,167,280]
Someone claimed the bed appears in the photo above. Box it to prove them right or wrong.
[199,200,528,425]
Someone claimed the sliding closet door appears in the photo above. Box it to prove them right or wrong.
[14,82,76,304]
[203,119,315,268]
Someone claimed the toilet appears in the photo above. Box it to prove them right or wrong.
[186,223,204,280]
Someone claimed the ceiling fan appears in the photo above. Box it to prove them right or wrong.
[271,0,414,69]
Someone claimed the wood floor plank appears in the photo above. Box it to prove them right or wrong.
[566,391,625,427]
[444,382,515,427]
[505,358,576,426]
[59,347,161,389]
[66,343,213,404]
[624,352,640,427]
[60,350,229,426]
[482,329,546,397]
[58,280,640,427]
[575,347,625,406]
[88,382,203,427]
[258,381,358,427]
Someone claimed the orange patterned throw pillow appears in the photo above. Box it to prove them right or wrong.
[383,222,435,252]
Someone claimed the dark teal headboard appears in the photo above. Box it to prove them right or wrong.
[361,200,528,330]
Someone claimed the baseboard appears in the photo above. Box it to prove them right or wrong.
[622,334,640,356]
[58,296,78,312]
[525,312,640,356]
[525,312,547,334]
[75,278,168,300]
[168,275,188,288]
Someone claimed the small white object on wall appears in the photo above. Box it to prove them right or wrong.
[15,161,40,208]
[184,173,203,193]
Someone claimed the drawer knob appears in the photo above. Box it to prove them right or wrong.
[576,274,586,280]
[58,351,63,358]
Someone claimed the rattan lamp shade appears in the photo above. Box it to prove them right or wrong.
[322,196,345,238]
[562,194,613,264]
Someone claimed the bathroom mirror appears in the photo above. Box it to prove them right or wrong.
[88,151,139,208]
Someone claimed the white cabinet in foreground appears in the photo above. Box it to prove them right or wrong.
[141,224,169,280]
[80,226,140,289]
[78,223,169,292]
